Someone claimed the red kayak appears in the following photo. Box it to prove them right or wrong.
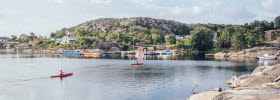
[51,73,73,78]
[131,63,143,65]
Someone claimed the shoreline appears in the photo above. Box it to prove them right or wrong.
[188,63,280,100]
[213,47,280,59]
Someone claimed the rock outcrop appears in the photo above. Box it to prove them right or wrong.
[68,17,190,35]
[188,64,280,100]
[265,30,280,41]
[214,47,280,59]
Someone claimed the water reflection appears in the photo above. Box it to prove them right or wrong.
[257,60,280,66]
[0,53,279,100]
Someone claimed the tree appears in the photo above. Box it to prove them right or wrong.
[174,38,193,50]
[274,16,280,29]
[30,32,37,38]
[80,38,93,48]
[190,27,214,51]
[151,33,164,44]
[11,35,17,41]
[150,28,165,44]
[215,27,234,48]
[231,29,247,51]
[19,34,32,43]
[246,33,256,47]
[76,27,89,37]
[0,42,4,48]
[55,28,67,38]
[50,33,56,38]
[165,35,176,45]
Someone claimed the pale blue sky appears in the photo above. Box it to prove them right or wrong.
[0,0,279,36]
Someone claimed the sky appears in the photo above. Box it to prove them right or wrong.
[0,0,280,36]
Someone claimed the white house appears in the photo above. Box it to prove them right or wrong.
[59,35,77,44]
[175,36,184,41]
[185,35,191,38]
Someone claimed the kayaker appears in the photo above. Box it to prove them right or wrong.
[135,61,138,64]
[60,70,64,75]
[231,75,238,88]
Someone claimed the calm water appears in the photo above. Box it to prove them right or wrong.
[0,53,278,100]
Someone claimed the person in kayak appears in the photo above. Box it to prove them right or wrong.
[60,70,64,75]
[231,75,238,88]
[135,61,138,64]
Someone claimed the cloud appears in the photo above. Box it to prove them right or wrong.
[0,0,279,36]
[50,0,64,4]
[261,0,280,14]
[90,0,112,4]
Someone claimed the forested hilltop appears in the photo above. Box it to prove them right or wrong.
[6,16,280,52]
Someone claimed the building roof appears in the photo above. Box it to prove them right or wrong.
[0,37,10,40]
[33,38,43,41]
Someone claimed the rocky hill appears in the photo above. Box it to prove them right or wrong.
[68,17,190,35]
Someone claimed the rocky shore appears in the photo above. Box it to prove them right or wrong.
[188,64,280,100]
[214,47,280,59]
[4,48,75,54]
[2,48,138,55]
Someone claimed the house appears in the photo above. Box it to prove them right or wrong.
[138,47,149,54]
[60,35,77,44]
[50,38,55,41]
[175,36,184,41]
[185,35,191,38]
[0,37,11,42]
[154,46,166,50]
[55,38,62,44]
[33,38,43,41]
[135,42,145,46]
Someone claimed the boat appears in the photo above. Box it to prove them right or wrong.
[59,51,84,56]
[131,63,143,65]
[84,53,106,57]
[51,72,73,78]
[256,54,277,60]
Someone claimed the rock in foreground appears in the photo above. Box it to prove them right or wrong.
[188,64,280,100]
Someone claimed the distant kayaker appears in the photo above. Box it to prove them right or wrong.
[135,61,138,64]
[60,70,64,75]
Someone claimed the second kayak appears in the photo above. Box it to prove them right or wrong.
[51,72,73,78]
[131,63,143,65]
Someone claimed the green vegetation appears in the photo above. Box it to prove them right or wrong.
[190,27,214,51]
[19,34,32,43]
[11,35,18,42]
[274,16,280,29]
[0,41,4,48]
[55,28,67,38]
[230,28,247,51]
[165,35,176,45]
[215,27,234,48]
[8,16,280,52]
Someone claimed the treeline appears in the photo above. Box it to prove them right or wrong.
[8,16,280,51]
[49,27,167,50]
[9,32,55,48]
[175,16,280,52]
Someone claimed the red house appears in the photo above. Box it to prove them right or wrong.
[154,46,166,50]
[33,38,43,41]
[135,42,145,46]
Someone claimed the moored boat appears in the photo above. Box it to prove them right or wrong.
[84,53,105,57]
[256,54,277,60]
[59,51,84,56]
